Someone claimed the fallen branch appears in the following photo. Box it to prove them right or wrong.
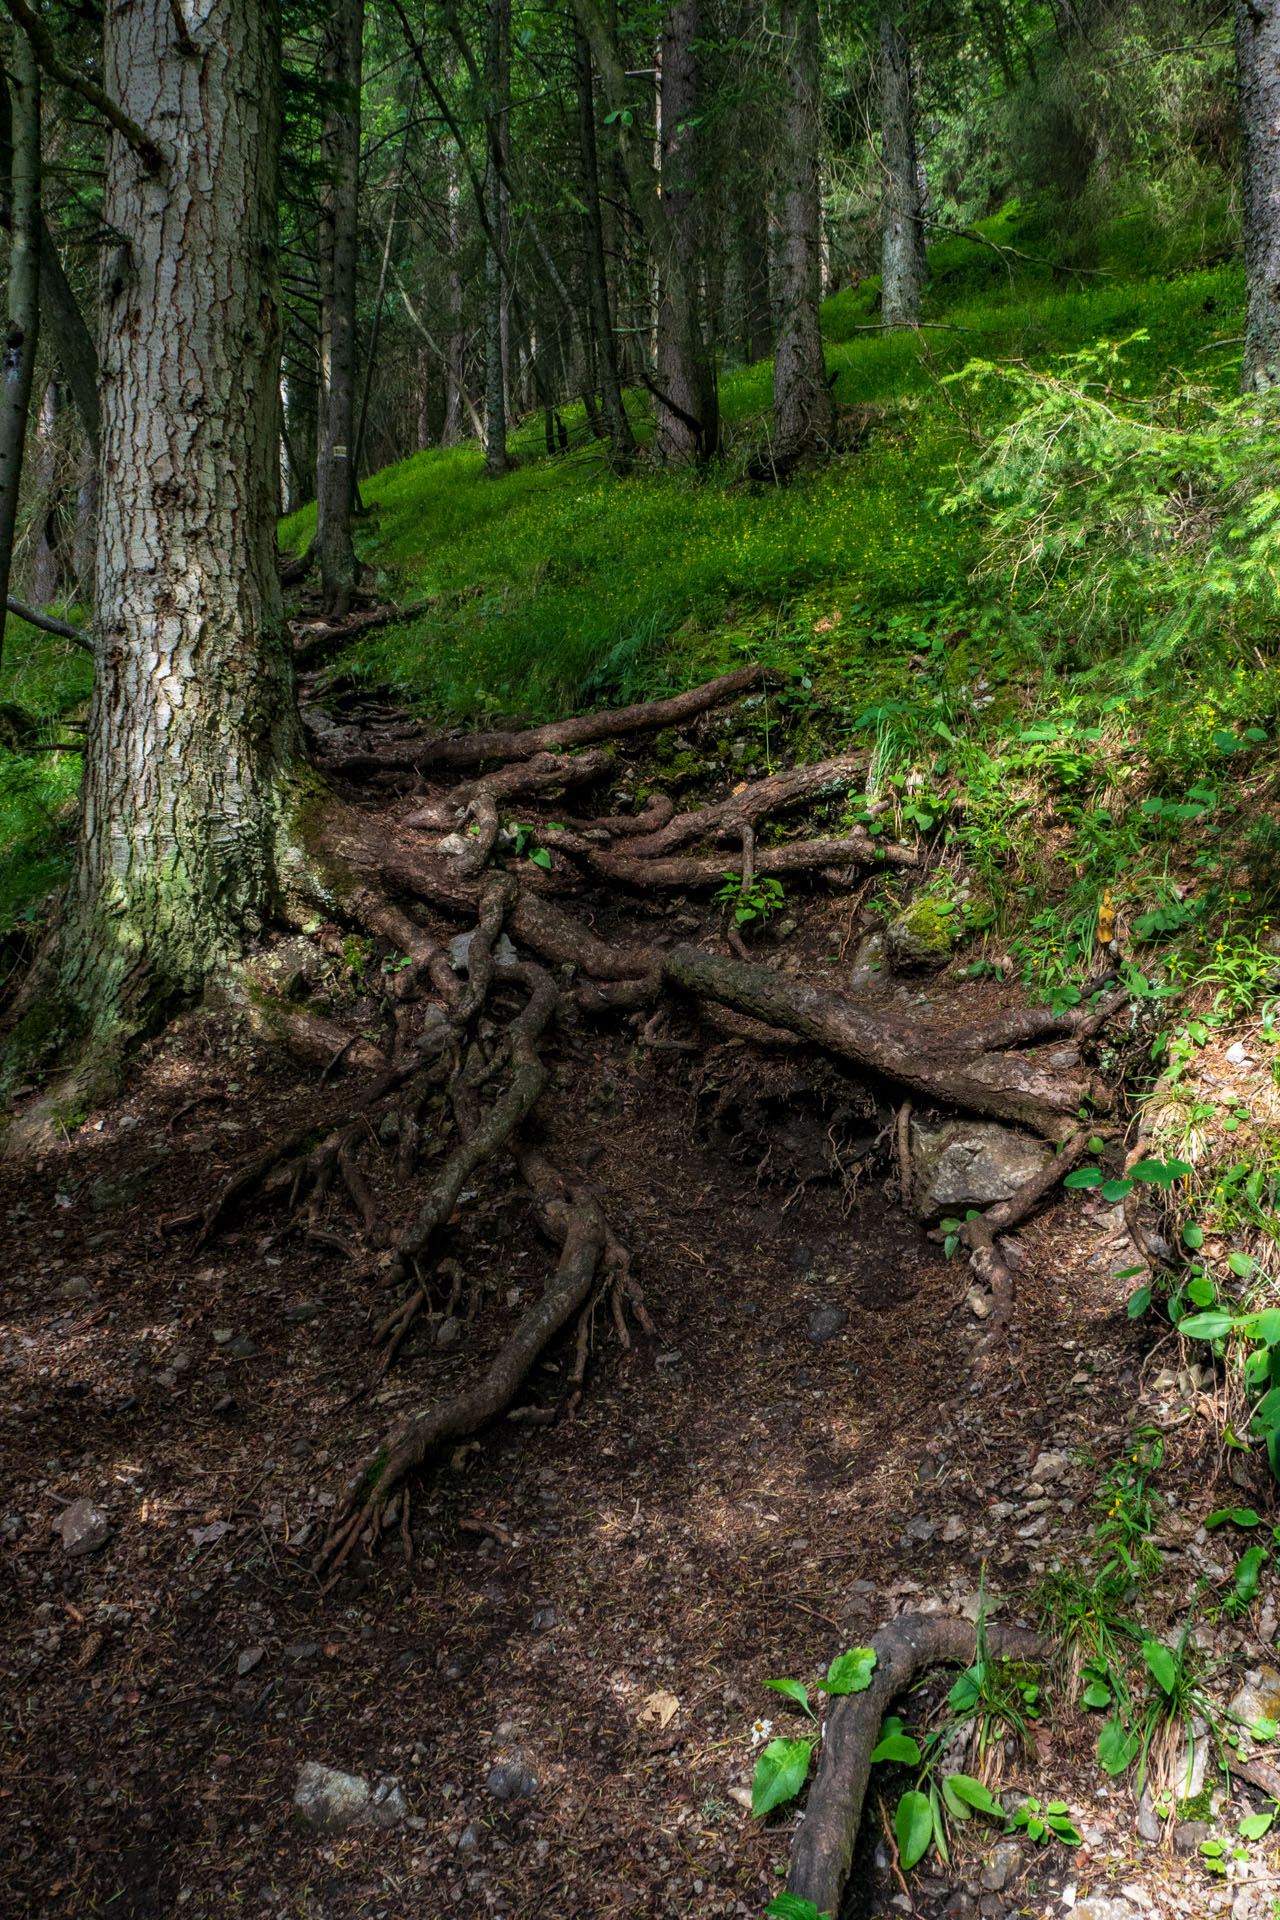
[7,596,92,651]
[786,1614,1044,1918]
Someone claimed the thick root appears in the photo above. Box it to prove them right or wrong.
[786,1614,1045,1918]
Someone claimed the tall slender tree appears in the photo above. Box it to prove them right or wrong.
[316,0,363,610]
[574,21,635,472]
[879,11,924,326]
[773,0,832,459]
[0,33,40,666]
[483,0,510,475]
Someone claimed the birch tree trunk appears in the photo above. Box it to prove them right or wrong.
[10,0,302,1096]
[316,0,363,610]
[0,33,40,669]
[1236,0,1280,392]
[773,0,832,458]
[879,14,924,327]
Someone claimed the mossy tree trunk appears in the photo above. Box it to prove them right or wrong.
[773,0,833,458]
[9,0,303,1097]
[1236,0,1280,392]
[879,12,924,327]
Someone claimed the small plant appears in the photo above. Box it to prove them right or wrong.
[715,871,785,928]
[749,1648,877,1817]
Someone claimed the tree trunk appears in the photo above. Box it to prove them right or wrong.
[37,222,98,454]
[879,14,924,327]
[0,34,40,669]
[483,0,510,477]
[773,0,832,459]
[656,0,715,464]
[11,0,302,1096]
[574,22,635,473]
[1236,0,1280,391]
[31,375,62,603]
[316,0,363,611]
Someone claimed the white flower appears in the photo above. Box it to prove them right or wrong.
[750,1718,773,1746]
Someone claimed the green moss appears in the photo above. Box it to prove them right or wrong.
[1176,1784,1215,1822]
[887,895,959,968]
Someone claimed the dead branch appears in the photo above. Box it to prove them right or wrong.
[786,1614,1044,1919]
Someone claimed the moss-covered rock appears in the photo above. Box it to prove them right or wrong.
[885,895,958,971]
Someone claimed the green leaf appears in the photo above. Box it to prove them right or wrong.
[1087,1135,1106,1152]
[1143,1641,1178,1694]
[1178,1311,1237,1339]
[943,1233,959,1259]
[870,1732,922,1766]
[1046,1816,1083,1845]
[1251,1718,1278,1743]
[1206,1508,1261,1528]
[1100,1179,1134,1201]
[1187,1277,1217,1307]
[1230,1252,1257,1278]
[1243,1309,1280,1346]
[820,1648,877,1696]
[948,1667,983,1712]
[528,847,552,871]
[896,1790,934,1870]
[1201,1839,1225,1857]
[944,1774,1001,1816]
[1234,1543,1269,1604]
[1064,1168,1104,1188]
[1130,1158,1193,1188]
[1126,1286,1152,1320]
[930,1784,950,1867]
[764,1678,813,1717]
[1239,1811,1274,1840]
[1082,1680,1113,1709]
[1183,1222,1205,1251]
[1098,1716,1141,1775]
[751,1738,814,1817]
[940,1775,972,1821]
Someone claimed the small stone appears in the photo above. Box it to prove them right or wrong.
[1229,1665,1280,1729]
[1048,1048,1080,1068]
[486,1759,538,1801]
[942,1515,967,1543]
[456,1821,481,1851]
[531,1605,557,1630]
[283,1301,323,1325]
[979,1899,1005,1920]
[237,1646,265,1677]
[980,1840,1023,1891]
[1174,1819,1211,1852]
[885,897,959,971]
[435,1316,462,1347]
[293,1762,406,1830]
[59,1277,95,1302]
[378,1109,401,1144]
[284,1644,319,1663]
[967,1285,994,1319]
[910,1117,1054,1219]
[212,1328,233,1344]
[449,930,518,973]
[847,931,887,993]
[788,1243,814,1270]
[224,1335,259,1360]
[51,1498,111,1556]
[944,1898,977,1919]
[1072,1903,1136,1920]
[906,1517,937,1543]
[1227,1042,1250,1066]
[1136,1783,1162,1842]
[807,1305,848,1344]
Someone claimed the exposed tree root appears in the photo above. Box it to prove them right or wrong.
[962,1127,1092,1368]
[785,1614,1045,1919]
[290,596,434,665]
[403,746,615,824]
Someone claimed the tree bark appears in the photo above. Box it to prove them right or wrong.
[444,155,466,443]
[0,34,40,670]
[37,222,98,454]
[316,0,363,611]
[10,0,303,1094]
[31,374,62,603]
[1236,0,1280,391]
[656,0,716,464]
[772,0,832,457]
[575,21,635,472]
[879,13,924,327]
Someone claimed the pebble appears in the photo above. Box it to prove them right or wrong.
[981,1840,1023,1891]
[282,1301,323,1324]
[788,1243,814,1270]
[51,1498,111,1556]
[59,1277,96,1302]
[1227,1042,1250,1066]
[906,1517,938,1543]
[486,1759,538,1801]
[294,1761,408,1830]
[941,1514,967,1542]
[435,1316,462,1347]
[225,1335,259,1360]
[530,1606,557,1630]
[237,1646,265,1676]
[1174,1819,1211,1852]
[807,1305,848,1343]
[1071,1902,1136,1920]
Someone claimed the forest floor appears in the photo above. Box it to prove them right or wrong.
[4,690,1278,1920]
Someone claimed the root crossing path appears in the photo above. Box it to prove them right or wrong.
[1,668,1148,1919]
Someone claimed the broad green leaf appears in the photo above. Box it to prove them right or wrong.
[1130,1157,1193,1187]
[1232,1251,1259,1278]
[527,846,552,871]
[1183,1222,1205,1251]
[1234,1544,1269,1603]
[870,1732,922,1766]
[1126,1286,1152,1320]
[943,1234,959,1258]
[765,1898,832,1920]
[1143,1641,1178,1694]
[1251,1718,1278,1743]
[1187,1277,1216,1306]
[751,1738,814,1817]
[1244,1310,1280,1347]
[940,1775,972,1820]
[945,1773,1001,1816]
[1046,1815,1082,1845]
[1064,1168,1104,1188]
[1087,1135,1106,1152]
[1240,1811,1274,1840]
[1201,1839,1225,1857]
[1082,1680,1112,1709]
[820,1648,876,1696]
[1098,1716,1141,1775]
[1178,1311,1237,1340]
[949,1666,983,1712]
[930,1784,950,1866]
[896,1790,934,1870]
[1100,1178,1134,1201]
[1206,1507,1261,1528]
[764,1678,813,1716]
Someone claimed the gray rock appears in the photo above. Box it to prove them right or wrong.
[1048,1048,1080,1069]
[1173,1819,1211,1852]
[51,1498,111,1556]
[59,1277,96,1302]
[978,1899,1005,1920]
[1072,1903,1136,1920]
[449,930,518,974]
[885,898,958,972]
[906,1517,938,1544]
[910,1118,1053,1220]
[282,1301,322,1325]
[225,1335,259,1360]
[486,1759,538,1801]
[944,1898,977,1919]
[378,1109,401,1144]
[788,1243,814,1269]
[456,1821,481,1851]
[1229,1665,1280,1730]
[293,1762,408,1830]
[1136,1783,1163,1841]
[847,931,888,993]
[237,1647,265,1677]
[807,1305,849,1344]
[284,1643,319,1663]
[531,1606,557,1630]
[435,1316,462,1347]
[980,1841,1022,1892]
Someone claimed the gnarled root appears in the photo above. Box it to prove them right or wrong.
[785,1614,1045,1918]
[318,1149,608,1579]
[961,1126,1092,1369]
